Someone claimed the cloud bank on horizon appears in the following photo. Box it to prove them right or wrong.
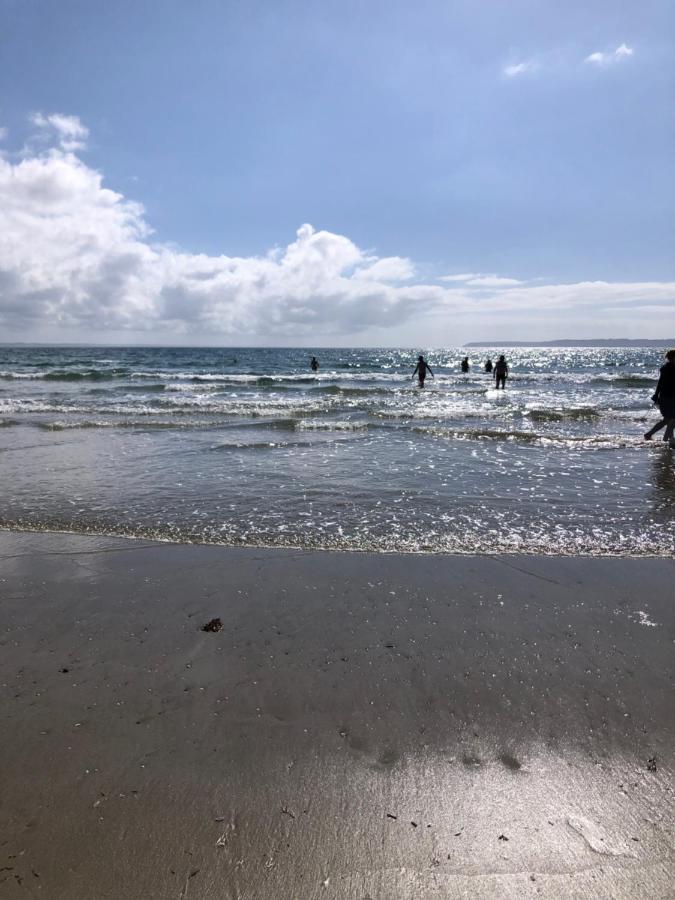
[0,115,673,345]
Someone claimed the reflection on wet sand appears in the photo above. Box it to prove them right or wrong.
[649,448,675,516]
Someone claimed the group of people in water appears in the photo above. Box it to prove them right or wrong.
[413,354,508,389]
[309,348,675,448]
[311,352,508,387]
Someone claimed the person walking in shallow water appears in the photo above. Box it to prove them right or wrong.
[310,356,319,372]
[484,358,493,373]
[644,349,675,446]
[412,355,434,388]
[494,355,508,389]
[461,356,470,374]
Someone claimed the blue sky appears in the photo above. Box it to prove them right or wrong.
[0,0,673,344]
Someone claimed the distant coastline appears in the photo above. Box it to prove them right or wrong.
[465,339,675,348]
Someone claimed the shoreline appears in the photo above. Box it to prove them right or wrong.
[0,531,673,898]
[1,522,674,560]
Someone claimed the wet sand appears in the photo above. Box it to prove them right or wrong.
[0,531,673,899]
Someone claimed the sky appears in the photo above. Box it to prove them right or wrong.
[0,0,673,346]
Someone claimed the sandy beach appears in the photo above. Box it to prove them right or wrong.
[0,531,673,899]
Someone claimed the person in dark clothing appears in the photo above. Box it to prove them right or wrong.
[412,355,434,388]
[644,349,675,446]
[310,356,319,372]
[494,355,508,389]
[485,358,493,373]
[461,356,470,373]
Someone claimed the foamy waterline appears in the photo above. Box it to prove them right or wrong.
[1,520,673,558]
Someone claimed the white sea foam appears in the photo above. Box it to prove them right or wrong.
[631,610,659,627]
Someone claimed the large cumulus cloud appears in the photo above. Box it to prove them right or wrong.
[0,118,433,338]
[0,114,673,342]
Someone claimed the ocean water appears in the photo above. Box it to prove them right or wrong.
[0,345,673,556]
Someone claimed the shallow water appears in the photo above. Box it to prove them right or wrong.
[0,345,673,555]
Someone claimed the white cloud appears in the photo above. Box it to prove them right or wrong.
[585,43,634,66]
[439,273,522,287]
[503,60,537,78]
[353,256,415,282]
[0,127,433,338]
[466,276,523,287]
[29,112,89,150]
[503,44,634,79]
[474,280,674,313]
[438,273,481,282]
[0,115,672,343]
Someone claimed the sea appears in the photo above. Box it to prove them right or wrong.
[0,345,673,556]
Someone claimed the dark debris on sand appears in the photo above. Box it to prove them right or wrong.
[201,618,223,633]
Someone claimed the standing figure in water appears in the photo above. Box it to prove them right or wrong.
[644,349,675,446]
[461,356,470,374]
[310,356,319,372]
[494,355,508,389]
[484,358,493,373]
[412,355,434,388]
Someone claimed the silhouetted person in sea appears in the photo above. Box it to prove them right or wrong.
[412,355,434,388]
[494,355,508,389]
[310,356,319,372]
[484,358,493,373]
[461,356,470,373]
[644,349,675,446]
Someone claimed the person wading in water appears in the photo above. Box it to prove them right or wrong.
[494,355,508,389]
[412,355,434,388]
[644,349,675,446]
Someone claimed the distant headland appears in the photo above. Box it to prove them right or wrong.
[465,339,675,348]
